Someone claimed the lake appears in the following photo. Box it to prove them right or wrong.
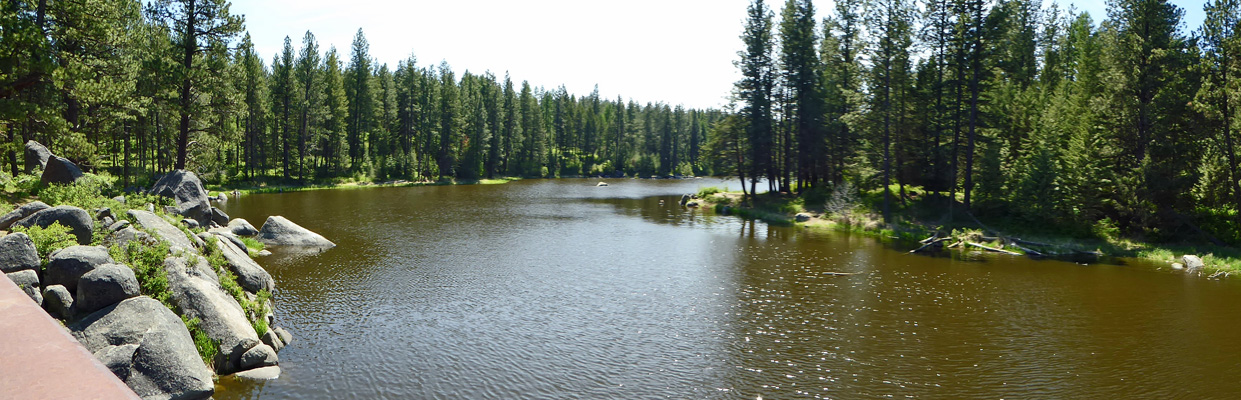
[215,178,1241,399]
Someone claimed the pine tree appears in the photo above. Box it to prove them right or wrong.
[737,0,776,197]
[147,0,243,170]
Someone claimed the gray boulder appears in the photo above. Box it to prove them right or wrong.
[208,230,247,254]
[680,194,692,206]
[14,205,94,245]
[0,232,40,273]
[164,255,260,374]
[46,245,115,293]
[213,235,274,294]
[273,326,292,347]
[127,209,197,253]
[181,218,200,230]
[95,207,114,222]
[24,140,51,173]
[795,213,812,222]
[69,296,215,400]
[7,269,42,305]
[40,155,84,186]
[228,218,259,236]
[261,329,285,352]
[0,201,50,230]
[75,264,140,314]
[211,207,229,227]
[148,170,212,227]
[239,343,278,369]
[108,220,130,232]
[42,284,73,320]
[256,216,335,248]
[104,226,154,249]
[1183,255,1206,273]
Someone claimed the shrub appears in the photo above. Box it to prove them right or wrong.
[110,240,173,308]
[182,316,219,369]
[11,223,77,261]
[39,174,113,209]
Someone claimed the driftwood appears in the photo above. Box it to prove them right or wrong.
[910,237,950,253]
[965,241,1023,256]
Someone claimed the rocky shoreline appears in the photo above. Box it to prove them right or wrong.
[3,142,333,400]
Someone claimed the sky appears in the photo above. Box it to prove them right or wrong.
[230,0,1208,111]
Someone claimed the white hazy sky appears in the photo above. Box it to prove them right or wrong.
[231,0,1207,110]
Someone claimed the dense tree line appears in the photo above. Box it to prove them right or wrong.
[724,0,1241,241]
[0,0,719,189]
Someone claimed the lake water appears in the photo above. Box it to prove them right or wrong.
[215,178,1241,399]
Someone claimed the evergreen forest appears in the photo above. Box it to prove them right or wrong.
[3,0,1241,244]
[726,0,1241,243]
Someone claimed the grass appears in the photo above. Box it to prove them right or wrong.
[203,236,271,336]
[182,316,219,369]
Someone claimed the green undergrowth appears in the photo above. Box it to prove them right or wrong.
[11,223,77,261]
[182,316,218,368]
[203,236,271,336]
[110,239,174,309]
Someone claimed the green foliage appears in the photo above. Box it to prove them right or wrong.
[110,240,173,308]
[240,237,265,253]
[38,174,114,208]
[11,223,77,261]
[202,236,270,334]
[697,186,724,198]
[182,316,219,369]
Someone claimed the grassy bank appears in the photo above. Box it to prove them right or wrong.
[694,184,1241,276]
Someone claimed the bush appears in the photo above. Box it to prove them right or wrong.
[110,240,173,308]
[182,316,219,369]
[11,223,77,261]
[39,174,113,209]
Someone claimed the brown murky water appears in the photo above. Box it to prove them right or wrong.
[215,178,1241,399]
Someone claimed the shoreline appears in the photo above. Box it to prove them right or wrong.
[691,188,1241,277]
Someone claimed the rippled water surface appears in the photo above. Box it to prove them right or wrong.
[216,178,1241,399]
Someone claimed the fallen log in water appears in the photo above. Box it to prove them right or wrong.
[965,241,1023,256]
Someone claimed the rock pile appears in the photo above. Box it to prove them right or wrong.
[1,191,309,399]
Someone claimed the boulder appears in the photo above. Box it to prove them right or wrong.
[257,250,272,257]
[7,269,42,305]
[112,195,127,204]
[40,155,84,186]
[108,220,130,232]
[0,201,50,230]
[210,207,229,227]
[686,201,700,208]
[232,366,281,381]
[1183,255,1206,273]
[163,255,260,374]
[795,213,812,222]
[273,326,292,347]
[596,182,609,187]
[69,296,215,400]
[42,284,73,320]
[95,207,114,222]
[127,209,197,253]
[0,232,40,273]
[14,205,93,245]
[104,226,154,249]
[257,216,335,248]
[45,245,115,293]
[261,329,284,352]
[213,235,274,294]
[24,140,51,173]
[101,216,115,228]
[148,170,212,227]
[181,218,200,230]
[209,230,246,254]
[228,218,259,236]
[239,343,278,369]
[680,194,692,206]
[75,264,140,314]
